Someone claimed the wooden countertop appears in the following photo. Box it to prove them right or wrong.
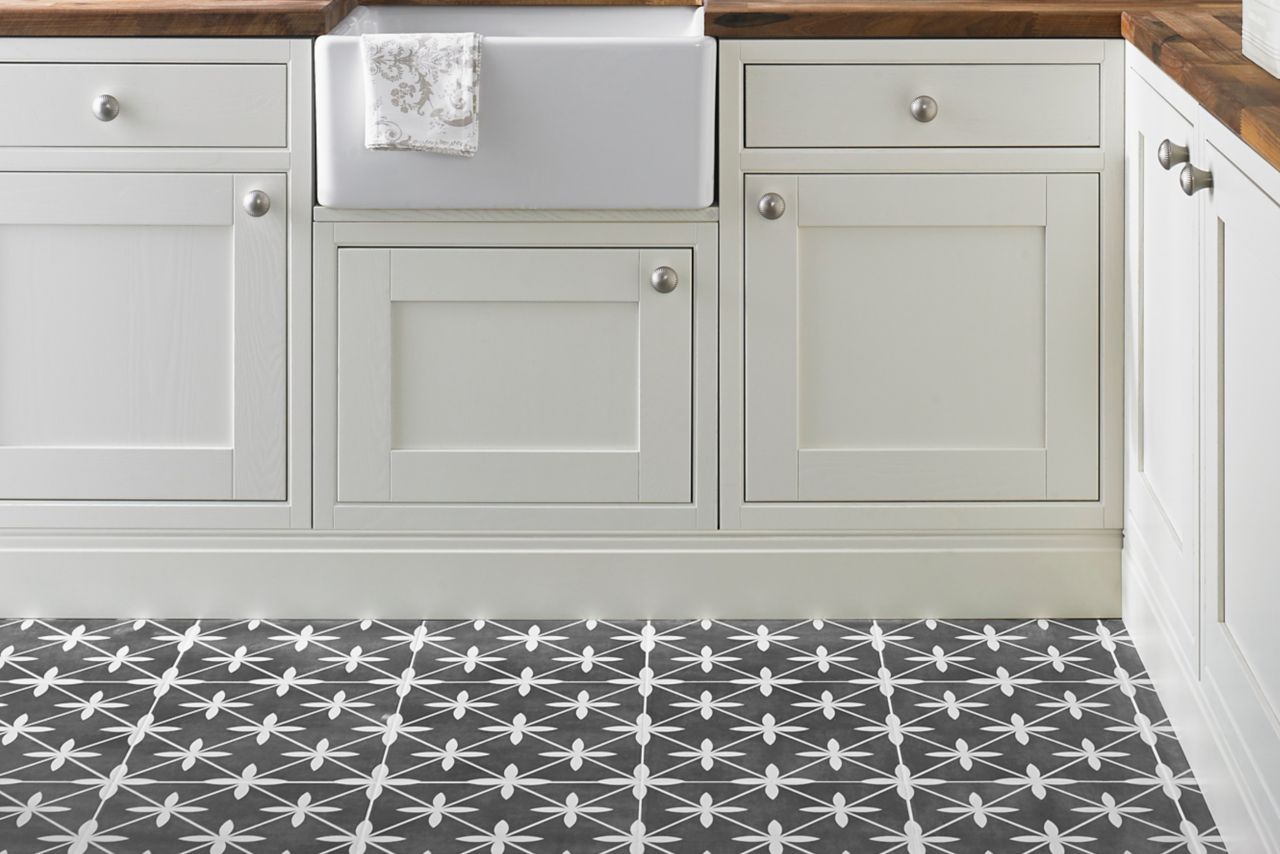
[1124,6,1280,171]
[0,0,700,37]
[704,0,1229,38]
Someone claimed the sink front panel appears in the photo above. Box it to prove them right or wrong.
[316,9,715,210]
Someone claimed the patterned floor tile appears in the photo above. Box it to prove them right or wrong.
[0,618,1224,854]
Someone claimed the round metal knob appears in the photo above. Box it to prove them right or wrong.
[92,93,119,122]
[242,190,271,217]
[1157,139,1190,171]
[910,95,938,123]
[757,192,786,220]
[650,266,679,294]
[1180,164,1213,196]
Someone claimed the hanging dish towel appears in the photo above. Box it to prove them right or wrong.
[361,32,482,157]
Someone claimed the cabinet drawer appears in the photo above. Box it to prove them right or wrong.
[744,64,1100,148]
[0,63,287,148]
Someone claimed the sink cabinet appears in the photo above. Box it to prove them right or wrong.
[744,172,1099,503]
[314,219,717,531]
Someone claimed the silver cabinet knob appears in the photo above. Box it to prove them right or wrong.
[1157,139,1190,170]
[910,95,938,123]
[1180,164,1213,196]
[92,93,119,122]
[650,266,679,294]
[757,192,786,220]
[242,189,271,217]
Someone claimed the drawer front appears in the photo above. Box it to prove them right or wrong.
[745,64,1100,148]
[0,63,287,148]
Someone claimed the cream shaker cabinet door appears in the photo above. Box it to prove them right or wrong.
[744,173,1099,503]
[0,172,287,501]
[1202,143,1280,737]
[1125,70,1202,660]
[335,247,692,505]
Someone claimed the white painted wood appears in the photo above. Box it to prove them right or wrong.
[0,63,286,148]
[1125,550,1272,854]
[0,448,231,500]
[1121,45,1280,853]
[0,38,291,64]
[638,249,694,503]
[335,249,392,503]
[233,173,288,501]
[1124,63,1201,665]
[743,174,799,501]
[390,450,641,503]
[333,246,693,510]
[1202,124,1280,799]
[314,207,720,223]
[736,38,1107,65]
[738,148,1107,174]
[722,38,1122,531]
[744,172,1099,503]
[746,63,1100,149]
[0,529,1120,619]
[0,171,287,503]
[1044,173,1101,499]
[0,38,311,529]
[314,220,716,531]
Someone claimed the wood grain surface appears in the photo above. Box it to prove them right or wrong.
[0,0,699,37]
[1124,6,1280,173]
[705,0,1228,38]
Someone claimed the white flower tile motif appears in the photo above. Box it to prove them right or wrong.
[0,617,1222,853]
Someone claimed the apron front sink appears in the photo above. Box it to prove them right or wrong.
[316,6,716,209]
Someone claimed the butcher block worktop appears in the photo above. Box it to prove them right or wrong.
[0,0,700,37]
[703,0,1229,38]
[1124,7,1280,171]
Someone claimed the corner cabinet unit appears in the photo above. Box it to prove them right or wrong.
[314,218,717,531]
[720,39,1124,531]
[0,39,313,529]
[1124,45,1280,854]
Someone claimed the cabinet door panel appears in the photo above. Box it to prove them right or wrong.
[0,172,286,501]
[1125,70,1200,654]
[745,173,1099,503]
[337,247,692,505]
[1206,147,1280,721]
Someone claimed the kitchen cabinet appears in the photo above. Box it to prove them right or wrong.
[721,38,1123,531]
[0,37,312,529]
[1124,66,1201,666]
[1123,44,1280,854]
[745,172,1099,503]
[336,247,691,504]
[314,220,717,531]
[0,171,286,502]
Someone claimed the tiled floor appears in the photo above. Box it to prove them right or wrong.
[0,618,1221,854]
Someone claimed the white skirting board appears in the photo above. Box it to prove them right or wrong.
[0,531,1119,619]
[1125,553,1276,854]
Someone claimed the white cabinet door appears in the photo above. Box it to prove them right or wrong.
[336,247,692,504]
[1125,70,1201,658]
[1202,141,1280,739]
[0,172,286,501]
[744,173,1099,502]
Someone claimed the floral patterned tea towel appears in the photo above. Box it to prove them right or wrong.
[361,32,482,157]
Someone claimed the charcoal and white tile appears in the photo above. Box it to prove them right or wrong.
[0,618,1223,853]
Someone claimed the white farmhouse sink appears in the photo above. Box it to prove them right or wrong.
[315,6,716,209]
